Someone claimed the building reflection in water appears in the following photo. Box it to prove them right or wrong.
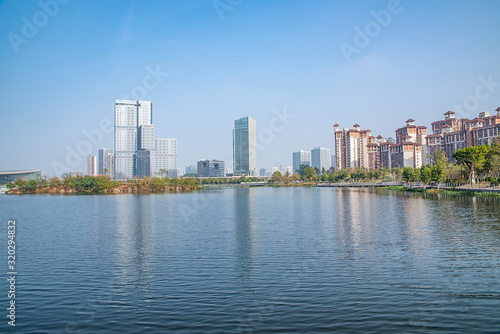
[113,195,157,292]
[233,187,258,300]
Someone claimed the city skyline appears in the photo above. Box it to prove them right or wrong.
[1,1,500,175]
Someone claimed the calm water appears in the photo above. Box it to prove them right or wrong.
[1,187,500,333]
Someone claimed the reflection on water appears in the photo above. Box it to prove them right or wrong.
[0,188,499,333]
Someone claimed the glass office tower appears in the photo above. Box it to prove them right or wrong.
[233,116,257,176]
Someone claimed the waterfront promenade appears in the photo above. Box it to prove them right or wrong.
[317,181,403,188]
[317,181,500,194]
[404,182,500,193]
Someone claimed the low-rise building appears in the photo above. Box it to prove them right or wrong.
[197,159,225,177]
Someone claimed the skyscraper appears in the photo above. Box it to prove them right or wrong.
[87,155,97,176]
[292,150,311,174]
[311,147,332,172]
[98,148,114,177]
[114,100,177,179]
[233,116,257,176]
[114,100,152,180]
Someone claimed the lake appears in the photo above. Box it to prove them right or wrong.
[1,187,500,333]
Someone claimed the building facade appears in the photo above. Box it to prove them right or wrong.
[0,170,41,186]
[233,116,257,176]
[292,150,311,174]
[98,148,114,177]
[197,159,226,177]
[114,100,153,180]
[114,100,177,179]
[87,155,97,176]
[336,120,426,170]
[425,109,500,163]
[334,124,372,169]
[311,147,332,172]
[334,107,499,171]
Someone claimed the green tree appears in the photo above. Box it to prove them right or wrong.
[430,151,447,183]
[402,167,420,182]
[271,171,282,183]
[303,166,315,180]
[158,169,169,178]
[453,146,490,183]
[420,165,432,184]
[485,137,500,177]
[431,163,446,183]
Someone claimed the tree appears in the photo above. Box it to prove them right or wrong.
[485,137,500,177]
[296,164,309,177]
[430,151,447,183]
[453,146,490,183]
[391,167,403,181]
[368,170,381,180]
[271,171,282,183]
[402,167,420,182]
[431,163,446,183]
[303,166,315,180]
[158,169,169,178]
[420,165,432,184]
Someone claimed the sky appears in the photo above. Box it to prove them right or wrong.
[1,0,500,176]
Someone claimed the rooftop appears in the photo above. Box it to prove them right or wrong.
[0,170,41,176]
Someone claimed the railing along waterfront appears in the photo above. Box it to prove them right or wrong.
[404,181,500,193]
[317,181,403,188]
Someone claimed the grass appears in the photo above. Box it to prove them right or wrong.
[380,186,405,190]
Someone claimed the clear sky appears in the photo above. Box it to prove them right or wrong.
[1,0,499,176]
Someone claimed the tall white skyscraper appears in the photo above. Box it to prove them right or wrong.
[151,138,178,176]
[311,147,332,172]
[233,116,257,176]
[87,155,97,176]
[114,100,153,180]
[292,150,311,174]
[98,148,114,177]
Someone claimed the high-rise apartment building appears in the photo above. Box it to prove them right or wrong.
[334,124,372,169]
[114,100,152,180]
[150,138,177,176]
[334,107,499,171]
[292,150,311,174]
[98,148,114,177]
[426,109,500,163]
[233,116,257,176]
[336,120,426,170]
[114,100,177,179]
[311,147,332,172]
[87,155,97,176]
[185,165,197,175]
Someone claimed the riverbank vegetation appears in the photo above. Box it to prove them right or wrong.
[6,175,201,194]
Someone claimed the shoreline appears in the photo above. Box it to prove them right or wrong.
[4,182,500,198]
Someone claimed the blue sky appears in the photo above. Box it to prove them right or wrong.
[1,0,500,176]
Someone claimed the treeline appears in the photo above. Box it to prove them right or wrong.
[6,175,201,193]
[200,177,266,184]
